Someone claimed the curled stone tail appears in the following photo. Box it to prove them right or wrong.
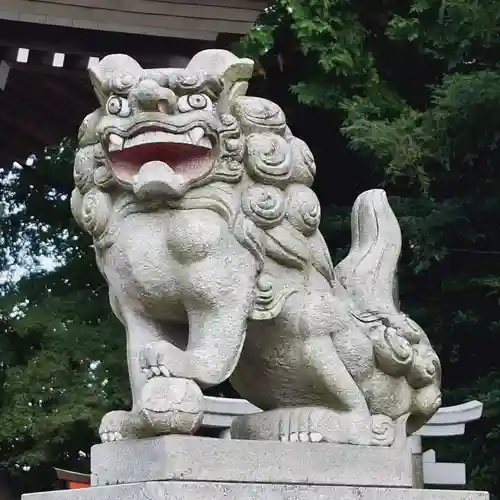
[335,189,401,316]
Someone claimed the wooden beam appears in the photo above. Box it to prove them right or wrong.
[0,20,212,58]
[0,46,17,61]
[36,0,262,22]
[216,32,242,49]
[63,53,92,70]
[9,59,87,76]
[106,0,267,9]
[1,0,256,36]
[0,0,266,169]
[27,49,54,66]
[0,78,67,146]
[36,75,95,125]
[8,70,90,132]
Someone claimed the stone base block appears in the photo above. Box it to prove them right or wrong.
[22,436,489,500]
[23,482,489,500]
[90,435,414,488]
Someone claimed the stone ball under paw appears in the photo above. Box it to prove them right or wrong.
[139,377,204,435]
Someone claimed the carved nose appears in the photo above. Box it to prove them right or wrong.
[131,80,177,113]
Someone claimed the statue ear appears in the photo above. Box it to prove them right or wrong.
[185,49,254,112]
[88,54,144,105]
[88,60,107,106]
[219,58,254,112]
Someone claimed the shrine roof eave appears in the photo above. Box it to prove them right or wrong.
[0,0,268,42]
[0,19,254,169]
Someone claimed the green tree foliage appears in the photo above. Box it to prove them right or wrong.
[0,145,129,491]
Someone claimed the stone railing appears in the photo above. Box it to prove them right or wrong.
[202,396,483,488]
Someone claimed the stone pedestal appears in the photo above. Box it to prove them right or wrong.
[23,436,489,500]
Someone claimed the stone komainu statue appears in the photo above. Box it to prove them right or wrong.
[71,49,441,446]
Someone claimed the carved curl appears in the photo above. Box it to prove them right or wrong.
[250,273,298,321]
[110,72,138,94]
[165,71,222,98]
[289,136,316,187]
[370,325,414,377]
[245,133,292,186]
[80,188,113,239]
[407,343,441,389]
[211,114,245,183]
[74,146,99,194]
[93,164,115,190]
[286,184,321,236]
[232,96,286,136]
[241,185,286,229]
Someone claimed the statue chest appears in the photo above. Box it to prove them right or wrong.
[99,209,229,305]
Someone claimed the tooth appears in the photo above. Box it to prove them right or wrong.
[108,133,124,151]
[189,127,204,145]
[123,130,201,149]
[198,137,212,149]
[169,132,189,144]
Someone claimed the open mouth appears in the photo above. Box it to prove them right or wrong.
[104,126,214,197]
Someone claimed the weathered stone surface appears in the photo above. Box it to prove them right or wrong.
[23,482,489,500]
[73,47,441,446]
[91,436,413,488]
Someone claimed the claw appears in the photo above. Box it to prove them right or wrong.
[139,343,172,380]
[298,431,309,442]
[111,431,123,442]
[99,410,148,443]
[309,432,323,442]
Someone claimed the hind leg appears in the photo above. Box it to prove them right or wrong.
[302,335,370,414]
[292,290,381,444]
[231,406,382,445]
[298,289,370,415]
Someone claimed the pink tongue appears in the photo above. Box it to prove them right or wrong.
[110,142,211,184]
[133,161,187,199]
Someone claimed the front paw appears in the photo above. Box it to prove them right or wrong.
[99,410,150,443]
[139,342,173,379]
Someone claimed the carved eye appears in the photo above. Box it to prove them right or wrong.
[177,93,212,113]
[106,95,131,117]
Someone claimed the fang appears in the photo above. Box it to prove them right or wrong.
[189,127,205,145]
[108,133,124,151]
